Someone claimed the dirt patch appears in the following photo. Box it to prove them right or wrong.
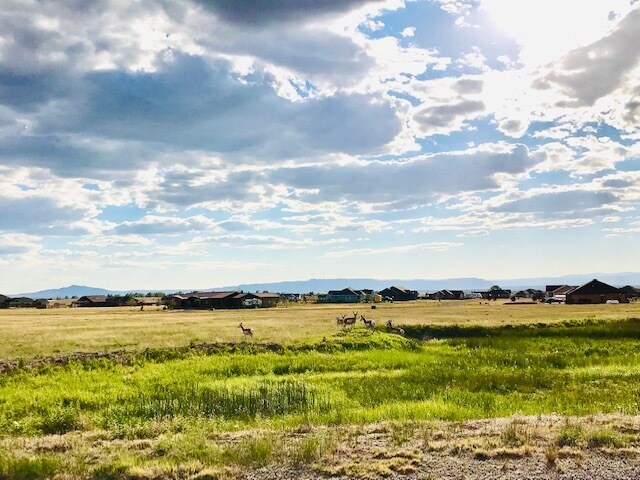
[0,341,286,375]
[240,416,640,480]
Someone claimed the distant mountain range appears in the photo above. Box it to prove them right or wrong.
[8,272,640,298]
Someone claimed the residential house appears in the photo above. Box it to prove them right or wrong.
[565,279,628,304]
[358,289,376,302]
[378,286,419,302]
[515,289,544,299]
[427,289,464,300]
[232,292,280,308]
[279,293,301,302]
[253,292,280,308]
[133,296,162,306]
[325,288,364,303]
[42,298,77,309]
[76,295,111,307]
[620,285,640,300]
[477,288,511,300]
[7,297,36,308]
[164,291,279,309]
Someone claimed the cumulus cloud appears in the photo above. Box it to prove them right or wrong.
[0,0,638,287]
[110,215,218,235]
[533,8,640,108]
[0,195,94,233]
[0,233,41,257]
[193,0,386,26]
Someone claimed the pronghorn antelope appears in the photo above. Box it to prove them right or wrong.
[342,311,358,329]
[238,323,253,338]
[360,314,376,331]
[386,320,404,336]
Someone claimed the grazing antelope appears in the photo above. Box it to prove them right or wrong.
[360,314,376,331]
[238,323,253,339]
[386,320,404,336]
[342,311,358,329]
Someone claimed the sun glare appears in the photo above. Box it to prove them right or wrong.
[480,0,635,66]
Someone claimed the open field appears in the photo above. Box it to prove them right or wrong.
[1,300,640,359]
[1,314,640,479]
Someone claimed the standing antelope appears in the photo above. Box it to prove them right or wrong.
[342,311,358,329]
[386,320,404,336]
[336,314,347,327]
[238,323,253,339]
[361,314,376,331]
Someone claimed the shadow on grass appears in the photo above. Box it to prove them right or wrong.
[400,318,640,340]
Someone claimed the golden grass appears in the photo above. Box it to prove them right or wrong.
[1,300,639,360]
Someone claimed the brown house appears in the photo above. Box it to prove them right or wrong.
[233,292,280,308]
[42,298,77,309]
[76,295,110,307]
[253,292,280,308]
[133,296,162,306]
[565,279,628,304]
[164,291,279,309]
[164,292,237,310]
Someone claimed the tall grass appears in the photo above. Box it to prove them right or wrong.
[115,380,331,421]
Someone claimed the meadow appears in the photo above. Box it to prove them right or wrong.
[1,302,640,479]
[1,300,640,359]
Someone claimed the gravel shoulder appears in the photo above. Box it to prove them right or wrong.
[238,415,640,480]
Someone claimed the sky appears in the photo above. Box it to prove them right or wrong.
[1,0,640,292]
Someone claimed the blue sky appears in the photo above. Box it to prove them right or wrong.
[1,0,639,292]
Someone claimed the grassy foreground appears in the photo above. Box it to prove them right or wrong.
[1,318,640,478]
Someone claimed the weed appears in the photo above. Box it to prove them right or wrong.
[586,428,627,448]
[501,420,534,447]
[556,422,584,447]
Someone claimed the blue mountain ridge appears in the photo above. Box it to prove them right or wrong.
[9,272,640,298]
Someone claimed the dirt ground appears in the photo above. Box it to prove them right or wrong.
[238,415,640,480]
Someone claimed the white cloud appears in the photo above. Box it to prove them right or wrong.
[401,27,415,37]
[323,242,463,258]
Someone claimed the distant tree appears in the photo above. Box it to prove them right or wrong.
[146,291,166,298]
[489,285,502,291]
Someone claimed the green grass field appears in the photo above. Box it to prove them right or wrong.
[1,303,639,478]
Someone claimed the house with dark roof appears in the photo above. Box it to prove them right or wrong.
[515,288,544,299]
[6,297,36,308]
[171,292,238,310]
[620,285,640,299]
[551,285,576,296]
[427,289,464,300]
[325,288,364,303]
[477,288,511,300]
[378,286,419,302]
[164,291,279,309]
[545,285,564,294]
[565,279,628,304]
[76,295,110,307]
